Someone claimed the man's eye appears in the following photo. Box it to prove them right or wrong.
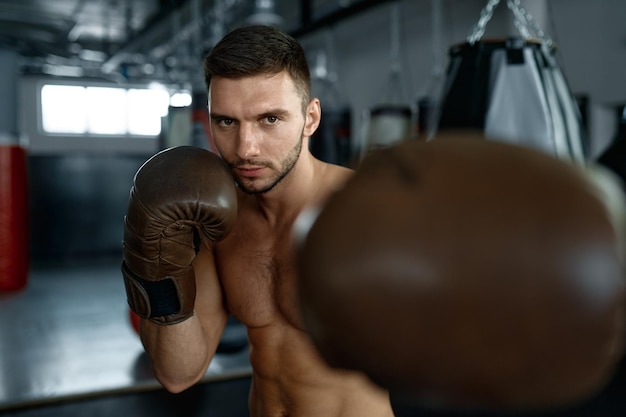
[265,116,278,124]
[219,119,234,126]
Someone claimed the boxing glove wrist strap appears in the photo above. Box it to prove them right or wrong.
[122,261,191,324]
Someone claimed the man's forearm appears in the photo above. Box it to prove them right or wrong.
[140,314,218,393]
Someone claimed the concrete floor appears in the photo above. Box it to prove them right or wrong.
[0,259,251,416]
[1,259,625,417]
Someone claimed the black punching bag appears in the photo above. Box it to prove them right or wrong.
[436,0,587,163]
[309,44,354,167]
[310,105,352,167]
[598,105,626,185]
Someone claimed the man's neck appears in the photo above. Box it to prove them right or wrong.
[253,152,323,229]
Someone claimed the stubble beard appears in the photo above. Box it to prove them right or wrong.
[234,135,304,195]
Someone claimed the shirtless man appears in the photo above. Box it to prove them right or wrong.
[121,25,394,417]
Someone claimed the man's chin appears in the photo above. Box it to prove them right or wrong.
[236,179,275,195]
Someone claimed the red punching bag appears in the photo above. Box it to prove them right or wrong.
[0,47,28,292]
[0,143,29,291]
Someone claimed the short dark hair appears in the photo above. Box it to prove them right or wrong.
[204,25,311,110]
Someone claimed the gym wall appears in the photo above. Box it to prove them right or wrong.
[17,0,626,263]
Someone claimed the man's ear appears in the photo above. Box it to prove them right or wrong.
[303,98,321,137]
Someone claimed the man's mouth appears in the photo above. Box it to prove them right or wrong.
[236,165,265,178]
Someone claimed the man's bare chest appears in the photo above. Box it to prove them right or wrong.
[215,230,303,329]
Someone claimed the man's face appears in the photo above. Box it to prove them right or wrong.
[208,71,310,195]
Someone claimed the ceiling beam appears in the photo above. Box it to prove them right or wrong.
[102,0,394,75]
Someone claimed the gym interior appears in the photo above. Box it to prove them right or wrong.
[1,0,626,416]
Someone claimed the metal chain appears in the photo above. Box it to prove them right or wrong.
[467,0,502,44]
[507,0,554,47]
[507,0,532,39]
[467,0,553,47]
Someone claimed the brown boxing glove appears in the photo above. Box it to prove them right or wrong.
[122,146,237,325]
[296,133,626,411]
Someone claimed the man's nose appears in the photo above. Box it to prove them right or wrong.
[236,123,260,159]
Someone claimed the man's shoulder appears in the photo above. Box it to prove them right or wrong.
[324,162,354,184]
[315,162,354,204]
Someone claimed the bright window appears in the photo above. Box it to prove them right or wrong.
[41,85,87,134]
[170,91,193,107]
[40,84,171,136]
[127,88,170,136]
[86,87,127,135]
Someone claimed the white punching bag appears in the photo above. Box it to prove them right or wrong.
[363,2,413,154]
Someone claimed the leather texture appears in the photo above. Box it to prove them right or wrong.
[297,133,625,411]
[122,146,237,325]
[0,145,29,292]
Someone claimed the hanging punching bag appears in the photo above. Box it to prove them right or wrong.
[363,2,413,155]
[598,106,626,185]
[0,48,28,292]
[417,96,435,138]
[436,0,586,163]
[309,44,354,167]
[311,105,352,166]
[365,105,413,150]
